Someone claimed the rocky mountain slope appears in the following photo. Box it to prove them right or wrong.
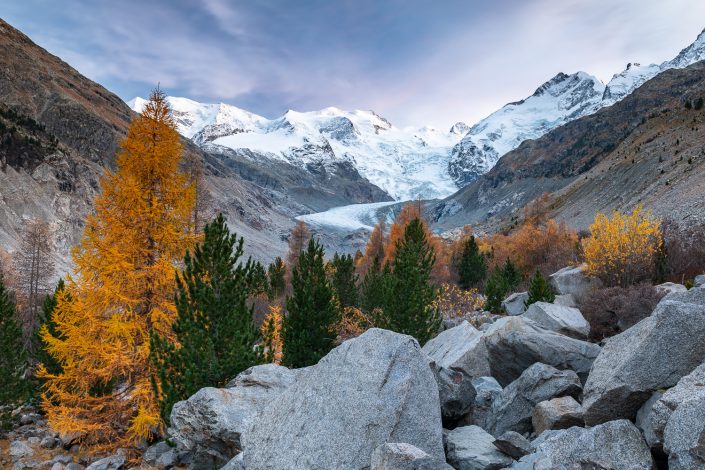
[129,96,467,202]
[0,19,293,269]
[433,60,705,232]
[449,27,705,187]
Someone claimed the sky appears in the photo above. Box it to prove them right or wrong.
[2,0,705,128]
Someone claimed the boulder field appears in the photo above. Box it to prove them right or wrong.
[131,267,705,470]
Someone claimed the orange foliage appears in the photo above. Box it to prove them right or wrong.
[261,305,283,364]
[356,218,387,277]
[38,90,197,451]
[334,306,373,344]
[482,219,579,280]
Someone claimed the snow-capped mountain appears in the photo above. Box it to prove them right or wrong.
[129,97,466,201]
[449,27,705,186]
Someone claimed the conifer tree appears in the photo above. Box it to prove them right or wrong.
[267,257,286,299]
[247,261,269,298]
[330,253,358,308]
[282,238,340,368]
[525,269,555,307]
[376,218,439,345]
[33,279,65,375]
[456,235,486,289]
[484,267,508,313]
[360,256,389,314]
[502,258,522,291]
[261,305,283,364]
[0,276,29,429]
[38,89,197,450]
[150,214,260,422]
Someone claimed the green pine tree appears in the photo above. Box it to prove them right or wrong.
[525,269,555,307]
[376,218,439,345]
[502,258,522,291]
[456,235,487,289]
[33,278,66,376]
[282,238,341,368]
[267,257,286,299]
[484,267,509,313]
[0,276,29,429]
[247,261,269,297]
[360,256,389,314]
[150,214,261,422]
[330,253,358,308]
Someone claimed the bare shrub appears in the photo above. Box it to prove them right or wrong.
[579,284,665,342]
[661,219,705,283]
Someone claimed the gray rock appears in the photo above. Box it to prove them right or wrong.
[553,294,576,308]
[51,463,65,470]
[465,377,503,426]
[85,455,125,470]
[220,453,245,470]
[695,274,705,288]
[49,455,74,465]
[244,329,445,469]
[502,292,528,316]
[531,396,584,435]
[9,441,33,460]
[664,394,705,469]
[371,443,453,470]
[523,302,589,339]
[168,364,298,469]
[640,361,705,451]
[655,282,688,295]
[492,431,532,459]
[422,321,490,421]
[40,436,57,449]
[548,265,601,299]
[635,391,664,450]
[482,316,600,386]
[512,420,653,469]
[65,464,84,470]
[20,413,42,425]
[485,363,582,436]
[142,441,177,469]
[582,292,705,425]
[446,425,514,470]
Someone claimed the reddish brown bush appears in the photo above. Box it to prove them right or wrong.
[661,219,705,283]
[579,284,665,342]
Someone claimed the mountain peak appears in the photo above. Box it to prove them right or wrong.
[449,122,469,135]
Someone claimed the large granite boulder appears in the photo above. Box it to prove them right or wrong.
[664,394,705,469]
[371,443,453,470]
[446,425,514,470]
[243,329,444,469]
[482,316,600,386]
[637,362,705,451]
[512,420,653,469]
[484,363,582,436]
[532,396,584,435]
[422,321,490,421]
[502,292,528,316]
[168,364,298,469]
[523,302,589,339]
[582,290,705,425]
[549,265,601,299]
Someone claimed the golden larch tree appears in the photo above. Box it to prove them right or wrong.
[38,90,197,451]
[582,205,661,287]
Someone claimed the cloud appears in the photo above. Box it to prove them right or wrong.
[2,0,704,128]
